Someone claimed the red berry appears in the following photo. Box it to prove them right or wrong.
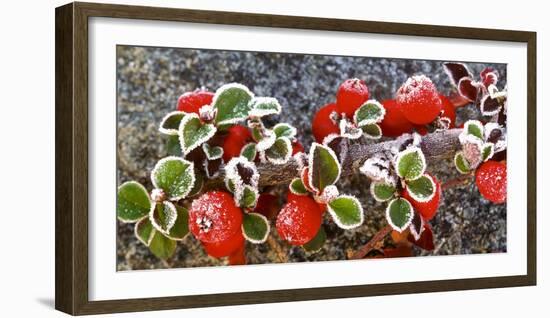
[396,75,442,125]
[312,103,340,143]
[379,99,414,137]
[177,90,214,114]
[202,231,245,258]
[188,191,243,243]
[276,195,322,246]
[439,94,456,128]
[300,167,315,193]
[402,174,441,221]
[475,160,507,204]
[291,141,304,155]
[222,125,252,162]
[336,78,370,118]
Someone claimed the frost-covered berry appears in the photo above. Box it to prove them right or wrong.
[222,125,252,162]
[276,195,322,246]
[439,94,456,128]
[402,174,442,221]
[312,103,340,143]
[336,78,370,118]
[379,99,413,137]
[188,191,243,243]
[475,160,507,204]
[202,231,245,258]
[396,75,442,125]
[177,90,214,114]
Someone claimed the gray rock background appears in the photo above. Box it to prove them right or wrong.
[116,45,507,270]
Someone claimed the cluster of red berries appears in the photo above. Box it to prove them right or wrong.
[188,191,246,259]
[312,77,456,142]
[312,78,370,143]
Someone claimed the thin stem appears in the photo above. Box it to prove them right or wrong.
[349,225,392,260]
[441,174,474,190]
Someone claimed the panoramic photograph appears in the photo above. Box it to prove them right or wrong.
[116,46,508,270]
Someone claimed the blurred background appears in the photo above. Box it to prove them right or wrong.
[116,45,507,270]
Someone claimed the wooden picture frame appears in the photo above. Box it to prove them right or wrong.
[55,2,537,315]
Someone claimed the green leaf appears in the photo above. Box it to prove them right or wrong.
[178,113,217,155]
[150,201,178,235]
[135,217,155,246]
[386,198,414,232]
[117,181,152,222]
[240,143,257,161]
[289,178,309,195]
[226,178,236,193]
[242,212,270,243]
[454,151,471,174]
[482,143,494,162]
[309,143,341,193]
[354,100,385,127]
[213,83,254,125]
[396,147,426,181]
[202,143,223,160]
[166,205,189,240]
[187,171,204,197]
[237,185,258,208]
[370,181,396,202]
[148,231,177,259]
[406,174,436,203]
[248,97,281,117]
[273,123,297,139]
[327,195,364,229]
[165,135,182,156]
[265,137,292,165]
[362,123,382,139]
[159,111,185,135]
[464,120,484,140]
[151,156,195,200]
[303,226,326,253]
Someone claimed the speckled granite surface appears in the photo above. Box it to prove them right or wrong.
[116,46,507,270]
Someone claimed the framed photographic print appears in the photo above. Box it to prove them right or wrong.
[55,2,537,315]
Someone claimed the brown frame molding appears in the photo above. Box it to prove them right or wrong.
[55,2,537,315]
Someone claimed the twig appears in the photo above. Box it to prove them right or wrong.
[267,235,288,263]
[349,225,392,260]
[441,174,474,190]
[208,128,463,188]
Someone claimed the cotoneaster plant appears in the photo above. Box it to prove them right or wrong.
[117,61,509,264]
[279,142,365,251]
[359,137,441,244]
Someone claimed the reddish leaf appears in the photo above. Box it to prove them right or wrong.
[443,62,472,86]
[458,77,480,102]
[480,94,503,116]
[408,224,434,251]
[447,92,471,108]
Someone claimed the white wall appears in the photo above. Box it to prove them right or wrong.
[0,0,546,317]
